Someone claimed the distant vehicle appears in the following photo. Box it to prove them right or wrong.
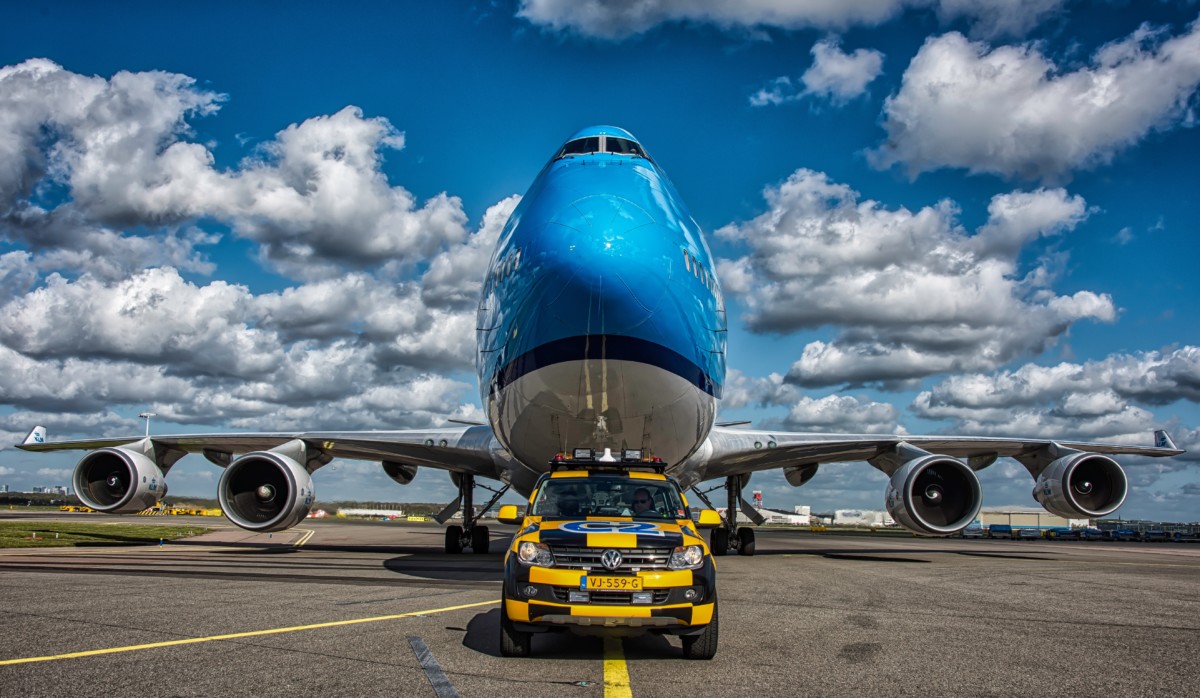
[1079,528,1105,541]
[1175,532,1200,543]
[1016,528,1041,540]
[1107,529,1141,541]
[961,526,986,539]
[988,524,1013,539]
[1047,528,1081,540]
[1142,530,1171,542]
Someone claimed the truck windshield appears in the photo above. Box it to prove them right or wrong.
[531,477,687,519]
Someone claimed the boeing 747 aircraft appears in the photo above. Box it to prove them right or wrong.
[17,126,1184,555]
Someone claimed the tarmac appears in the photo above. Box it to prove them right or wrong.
[1,513,1198,697]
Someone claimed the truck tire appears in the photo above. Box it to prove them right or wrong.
[445,525,463,554]
[499,594,532,657]
[681,600,718,660]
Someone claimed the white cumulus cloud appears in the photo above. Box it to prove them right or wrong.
[751,38,884,107]
[717,169,1110,387]
[870,21,1200,181]
[517,0,1068,40]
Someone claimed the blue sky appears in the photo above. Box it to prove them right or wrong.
[1,1,1198,521]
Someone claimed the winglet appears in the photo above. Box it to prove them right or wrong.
[22,426,47,445]
[1154,429,1178,451]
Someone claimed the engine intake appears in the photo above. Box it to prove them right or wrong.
[218,450,315,532]
[73,447,166,514]
[1033,453,1127,519]
[885,455,982,536]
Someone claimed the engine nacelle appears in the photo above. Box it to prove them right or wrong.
[218,450,315,532]
[885,455,982,536]
[73,447,167,513]
[783,464,819,488]
[1033,453,1127,519]
[382,461,417,486]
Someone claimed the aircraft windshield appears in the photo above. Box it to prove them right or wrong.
[557,137,601,158]
[531,477,688,519]
[605,137,647,158]
[555,135,650,161]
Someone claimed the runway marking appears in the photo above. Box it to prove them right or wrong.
[408,636,461,698]
[603,637,632,698]
[0,599,496,666]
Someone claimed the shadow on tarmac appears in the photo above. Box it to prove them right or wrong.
[462,607,681,660]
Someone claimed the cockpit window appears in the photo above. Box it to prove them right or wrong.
[557,137,601,158]
[555,135,651,161]
[605,137,646,158]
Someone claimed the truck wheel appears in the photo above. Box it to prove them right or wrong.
[681,601,718,660]
[499,594,532,657]
[445,525,463,554]
[471,525,490,554]
[711,528,728,556]
[737,527,756,556]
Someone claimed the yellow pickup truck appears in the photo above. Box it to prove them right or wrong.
[496,458,722,659]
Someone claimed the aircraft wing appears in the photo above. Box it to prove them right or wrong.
[700,426,1185,480]
[16,425,504,478]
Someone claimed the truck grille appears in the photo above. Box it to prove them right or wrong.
[548,546,673,571]
[552,588,672,604]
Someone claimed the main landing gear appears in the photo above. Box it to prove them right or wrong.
[691,475,763,556]
[438,473,509,554]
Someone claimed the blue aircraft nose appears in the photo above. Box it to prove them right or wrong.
[541,194,668,335]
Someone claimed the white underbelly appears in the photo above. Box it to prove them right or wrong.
[488,359,716,471]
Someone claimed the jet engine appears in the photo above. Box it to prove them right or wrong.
[73,447,167,513]
[783,463,819,488]
[1033,452,1127,519]
[885,454,982,536]
[382,460,418,486]
[218,448,315,532]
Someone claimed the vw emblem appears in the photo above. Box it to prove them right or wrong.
[601,549,622,570]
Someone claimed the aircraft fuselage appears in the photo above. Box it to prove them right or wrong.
[476,126,727,482]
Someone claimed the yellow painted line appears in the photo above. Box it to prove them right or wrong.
[603,637,632,698]
[0,599,496,666]
[293,529,315,547]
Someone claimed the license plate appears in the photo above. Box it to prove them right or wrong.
[581,576,643,591]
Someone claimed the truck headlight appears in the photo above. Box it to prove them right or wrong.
[668,545,704,570]
[517,541,555,567]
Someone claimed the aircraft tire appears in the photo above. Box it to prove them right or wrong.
[711,527,728,556]
[445,525,463,554]
[737,527,756,556]
[471,525,490,554]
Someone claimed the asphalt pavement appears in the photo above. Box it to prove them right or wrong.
[1,514,1197,697]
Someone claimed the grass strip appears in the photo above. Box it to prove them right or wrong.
[0,522,210,548]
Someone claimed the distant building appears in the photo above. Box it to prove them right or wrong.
[0,484,8,493]
[336,507,405,518]
[833,509,894,527]
[715,506,810,525]
[979,507,1087,529]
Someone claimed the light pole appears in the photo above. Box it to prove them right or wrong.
[138,412,156,437]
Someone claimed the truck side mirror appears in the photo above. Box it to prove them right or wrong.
[695,509,722,528]
[497,504,523,525]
